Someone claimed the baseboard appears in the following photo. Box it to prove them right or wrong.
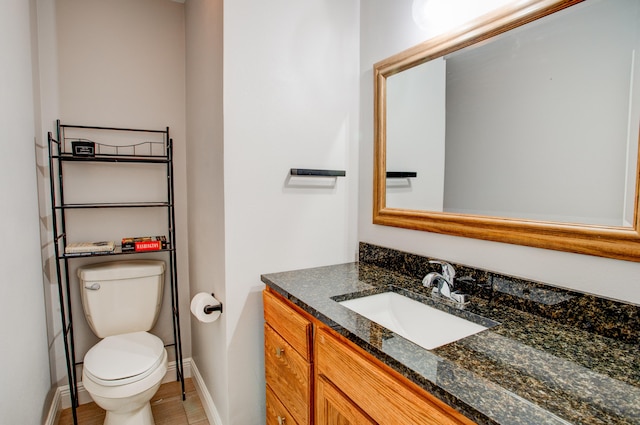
[46,358,200,423]
[44,380,95,425]
[43,387,62,425]
[161,356,193,385]
[190,358,224,425]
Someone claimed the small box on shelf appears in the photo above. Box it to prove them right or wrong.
[71,140,95,157]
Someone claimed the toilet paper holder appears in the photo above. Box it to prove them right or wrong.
[204,293,223,314]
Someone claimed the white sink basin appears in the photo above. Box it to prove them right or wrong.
[339,292,489,350]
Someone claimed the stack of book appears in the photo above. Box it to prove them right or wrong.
[65,241,116,256]
[121,235,168,252]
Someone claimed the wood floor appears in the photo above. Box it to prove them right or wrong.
[56,378,209,425]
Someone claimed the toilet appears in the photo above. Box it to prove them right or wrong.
[78,260,168,425]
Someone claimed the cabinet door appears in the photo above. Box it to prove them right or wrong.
[316,326,476,425]
[316,376,376,425]
[265,323,312,425]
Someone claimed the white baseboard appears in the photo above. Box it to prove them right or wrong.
[190,358,224,425]
[43,388,62,425]
[44,358,223,425]
[161,357,193,385]
[43,380,93,425]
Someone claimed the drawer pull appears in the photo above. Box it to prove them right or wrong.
[275,347,284,358]
[277,415,286,425]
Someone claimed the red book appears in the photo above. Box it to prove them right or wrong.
[134,240,163,251]
[121,235,167,252]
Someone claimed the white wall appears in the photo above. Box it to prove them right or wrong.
[222,1,360,423]
[0,0,52,423]
[386,58,446,211]
[184,0,228,422]
[360,0,640,305]
[186,1,360,423]
[38,0,190,387]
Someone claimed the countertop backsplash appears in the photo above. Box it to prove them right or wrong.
[358,242,639,344]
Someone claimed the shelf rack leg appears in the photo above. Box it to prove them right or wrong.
[167,134,186,401]
[49,130,79,425]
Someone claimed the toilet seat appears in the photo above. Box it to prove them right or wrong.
[84,331,165,387]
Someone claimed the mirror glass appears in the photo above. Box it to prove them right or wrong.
[386,0,640,226]
[374,0,640,262]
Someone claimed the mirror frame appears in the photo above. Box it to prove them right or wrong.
[373,0,640,262]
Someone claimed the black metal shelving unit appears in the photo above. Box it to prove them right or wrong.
[47,120,185,425]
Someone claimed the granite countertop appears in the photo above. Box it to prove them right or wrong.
[261,261,640,425]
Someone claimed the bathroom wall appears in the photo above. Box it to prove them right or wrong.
[184,0,228,423]
[359,0,640,305]
[0,0,52,423]
[186,0,360,423]
[386,57,446,211]
[36,0,191,387]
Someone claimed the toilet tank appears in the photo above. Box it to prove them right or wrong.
[78,260,166,338]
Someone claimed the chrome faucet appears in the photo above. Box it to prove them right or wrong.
[422,260,468,305]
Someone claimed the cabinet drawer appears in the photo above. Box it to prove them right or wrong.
[266,385,300,425]
[263,290,312,360]
[265,323,312,425]
[316,326,476,425]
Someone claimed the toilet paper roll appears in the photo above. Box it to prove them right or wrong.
[190,292,222,323]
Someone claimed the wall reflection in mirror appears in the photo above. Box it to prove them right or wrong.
[386,0,640,227]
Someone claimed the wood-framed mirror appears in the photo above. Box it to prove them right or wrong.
[373,0,640,262]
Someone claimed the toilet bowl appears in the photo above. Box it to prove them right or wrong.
[82,331,168,425]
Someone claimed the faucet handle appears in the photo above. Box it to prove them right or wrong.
[429,260,456,283]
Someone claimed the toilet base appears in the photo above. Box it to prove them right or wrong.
[82,343,167,425]
[86,379,162,425]
[104,402,154,425]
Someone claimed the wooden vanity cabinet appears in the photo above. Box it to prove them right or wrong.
[263,290,313,425]
[263,288,476,425]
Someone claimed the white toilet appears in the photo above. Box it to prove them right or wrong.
[78,260,168,425]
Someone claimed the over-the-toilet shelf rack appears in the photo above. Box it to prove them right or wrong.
[47,120,184,425]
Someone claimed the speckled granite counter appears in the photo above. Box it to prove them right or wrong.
[261,244,640,425]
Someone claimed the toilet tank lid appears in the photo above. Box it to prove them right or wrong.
[77,260,165,281]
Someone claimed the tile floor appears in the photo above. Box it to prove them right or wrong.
[56,378,209,425]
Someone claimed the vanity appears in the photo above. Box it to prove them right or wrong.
[264,287,475,425]
[261,243,640,425]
